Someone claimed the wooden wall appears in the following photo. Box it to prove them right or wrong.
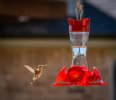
[0,0,67,19]
[0,39,115,100]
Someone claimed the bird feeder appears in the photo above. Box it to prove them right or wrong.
[52,0,106,86]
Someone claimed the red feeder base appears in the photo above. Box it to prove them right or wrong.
[52,65,107,86]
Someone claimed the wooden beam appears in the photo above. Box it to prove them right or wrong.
[0,0,67,19]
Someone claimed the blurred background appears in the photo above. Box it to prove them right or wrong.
[0,0,116,100]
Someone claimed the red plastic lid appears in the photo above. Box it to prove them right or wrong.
[68,18,90,32]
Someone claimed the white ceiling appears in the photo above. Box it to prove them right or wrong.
[86,0,116,19]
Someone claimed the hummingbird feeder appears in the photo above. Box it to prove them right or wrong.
[52,0,106,87]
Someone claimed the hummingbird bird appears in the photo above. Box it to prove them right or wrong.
[24,64,47,84]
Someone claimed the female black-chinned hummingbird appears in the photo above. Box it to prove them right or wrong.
[24,64,47,84]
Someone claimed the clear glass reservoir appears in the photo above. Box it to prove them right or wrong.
[69,32,89,67]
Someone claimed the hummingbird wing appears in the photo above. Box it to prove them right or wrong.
[24,65,35,73]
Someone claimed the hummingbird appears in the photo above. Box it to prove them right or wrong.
[24,64,47,84]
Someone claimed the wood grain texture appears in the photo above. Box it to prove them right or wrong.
[0,39,115,100]
[0,0,66,19]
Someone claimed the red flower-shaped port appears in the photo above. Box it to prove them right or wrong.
[52,66,107,86]
[67,66,85,82]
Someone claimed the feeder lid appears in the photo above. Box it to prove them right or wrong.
[68,18,90,32]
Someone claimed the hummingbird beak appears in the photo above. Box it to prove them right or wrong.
[42,64,47,68]
[38,64,47,68]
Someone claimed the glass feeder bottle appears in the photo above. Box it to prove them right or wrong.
[68,18,90,67]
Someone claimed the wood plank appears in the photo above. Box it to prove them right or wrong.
[0,38,115,48]
[0,0,67,19]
